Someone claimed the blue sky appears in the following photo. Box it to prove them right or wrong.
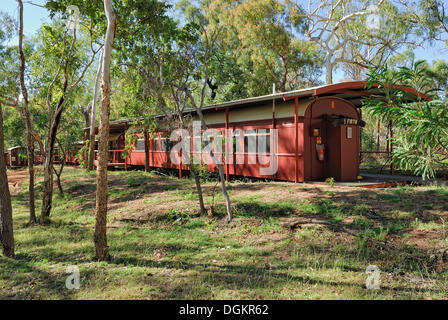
[1,0,447,84]
[2,0,50,40]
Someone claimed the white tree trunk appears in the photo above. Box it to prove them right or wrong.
[88,50,104,171]
[325,54,334,85]
[94,0,116,261]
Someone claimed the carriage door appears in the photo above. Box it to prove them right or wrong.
[306,98,360,182]
[325,121,359,181]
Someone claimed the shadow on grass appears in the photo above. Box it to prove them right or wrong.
[0,255,79,299]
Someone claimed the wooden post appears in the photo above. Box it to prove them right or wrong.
[179,124,182,179]
[294,97,299,183]
[390,119,394,175]
[272,96,276,179]
[225,107,229,182]
[124,126,128,171]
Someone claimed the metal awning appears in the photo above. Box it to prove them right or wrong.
[85,81,429,131]
[108,133,122,142]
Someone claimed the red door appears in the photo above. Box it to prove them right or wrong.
[304,97,360,181]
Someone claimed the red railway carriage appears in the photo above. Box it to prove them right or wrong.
[88,124,127,169]
[64,142,85,164]
[87,81,424,182]
[6,146,28,168]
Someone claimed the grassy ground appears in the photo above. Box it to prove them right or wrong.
[1,166,448,299]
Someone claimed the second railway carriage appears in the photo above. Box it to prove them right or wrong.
[87,81,425,182]
[6,146,28,168]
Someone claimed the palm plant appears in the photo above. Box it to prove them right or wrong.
[363,60,448,179]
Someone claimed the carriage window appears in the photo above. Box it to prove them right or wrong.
[214,132,223,153]
[244,130,257,154]
[257,129,270,154]
[135,139,145,151]
[160,136,172,152]
[233,130,242,153]
[160,137,168,151]
[154,137,160,151]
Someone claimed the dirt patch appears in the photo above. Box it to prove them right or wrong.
[401,229,442,250]
[6,169,29,194]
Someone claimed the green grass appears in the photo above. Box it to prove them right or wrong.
[1,166,448,299]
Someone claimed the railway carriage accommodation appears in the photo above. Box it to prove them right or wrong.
[86,81,426,182]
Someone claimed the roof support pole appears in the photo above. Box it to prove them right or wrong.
[179,124,182,179]
[272,97,276,179]
[225,106,229,182]
[124,126,128,171]
[294,97,299,183]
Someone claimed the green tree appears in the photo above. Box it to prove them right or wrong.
[363,60,448,179]
[207,0,323,94]
[28,17,101,223]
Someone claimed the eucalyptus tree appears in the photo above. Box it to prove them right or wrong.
[113,69,158,172]
[116,0,234,221]
[398,0,448,40]
[14,0,42,223]
[208,0,323,93]
[0,11,15,257]
[28,18,101,223]
[113,0,174,172]
[115,1,211,215]
[285,0,417,84]
[339,0,415,80]
[91,0,117,261]
[163,18,234,222]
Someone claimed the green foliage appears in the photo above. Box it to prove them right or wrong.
[363,60,448,179]
[75,140,89,168]
[166,208,190,226]
[125,176,146,187]
[209,0,323,94]
[123,131,138,159]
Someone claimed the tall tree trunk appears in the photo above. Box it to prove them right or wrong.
[94,0,116,261]
[54,162,65,195]
[196,110,232,223]
[82,104,91,139]
[40,93,66,223]
[88,50,103,171]
[325,54,333,85]
[217,163,232,222]
[53,146,65,195]
[18,0,36,224]
[41,154,54,223]
[0,104,14,257]
[190,168,206,215]
[25,130,36,223]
